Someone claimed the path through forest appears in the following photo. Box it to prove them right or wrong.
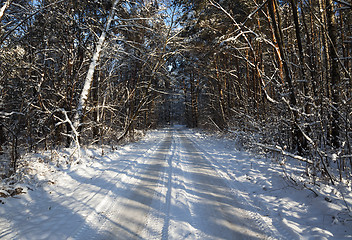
[1,126,351,239]
[72,126,268,239]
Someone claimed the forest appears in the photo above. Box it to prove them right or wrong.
[0,0,351,185]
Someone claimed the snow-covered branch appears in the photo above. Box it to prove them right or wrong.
[254,142,313,164]
[55,109,81,160]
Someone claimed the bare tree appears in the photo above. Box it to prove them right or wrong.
[73,0,121,133]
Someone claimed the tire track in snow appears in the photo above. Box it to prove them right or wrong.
[183,130,294,240]
[166,129,200,239]
[175,129,268,239]
[83,130,173,239]
[70,130,169,239]
[160,132,175,240]
[141,130,176,239]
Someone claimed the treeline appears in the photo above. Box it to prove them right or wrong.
[176,0,352,183]
[0,0,176,177]
[0,0,351,183]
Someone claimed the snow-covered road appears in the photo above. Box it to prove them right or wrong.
[1,126,351,239]
[73,127,268,239]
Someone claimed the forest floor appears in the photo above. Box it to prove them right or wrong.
[0,125,351,239]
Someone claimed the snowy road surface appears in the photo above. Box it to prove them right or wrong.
[73,127,268,239]
[1,126,351,239]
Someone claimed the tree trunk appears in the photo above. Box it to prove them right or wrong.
[268,0,296,105]
[326,0,340,147]
[0,0,10,22]
[290,0,309,150]
[290,0,306,84]
[268,0,304,153]
[73,0,120,131]
[319,0,332,98]
[0,124,5,154]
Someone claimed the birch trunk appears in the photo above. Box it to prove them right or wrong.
[0,0,10,22]
[73,0,120,130]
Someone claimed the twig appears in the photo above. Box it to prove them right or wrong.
[334,0,352,8]
[242,0,269,25]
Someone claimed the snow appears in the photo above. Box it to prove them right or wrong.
[0,126,351,239]
[73,0,119,130]
[188,129,352,239]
